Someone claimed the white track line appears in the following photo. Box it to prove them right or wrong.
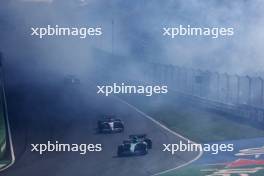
[0,73,15,172]
[116,97,203,176]
[86,79,203,175]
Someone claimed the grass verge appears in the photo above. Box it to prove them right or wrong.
[122,93,264,143]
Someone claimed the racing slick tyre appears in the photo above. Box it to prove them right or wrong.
[144,138,152,149]
[135,143,148,155]
[117,146,124,157]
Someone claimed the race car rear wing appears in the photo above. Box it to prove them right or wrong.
[129,134,146,139]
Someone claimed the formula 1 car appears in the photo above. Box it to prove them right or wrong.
[97,117,124,133]
[64,75,80,85]
[129,134,152,149]
[117,134,152,157]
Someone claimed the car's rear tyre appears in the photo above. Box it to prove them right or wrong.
[135,143,148,155]
[117,146,124,157]
[120,127,124,132]
[144,138,152,149]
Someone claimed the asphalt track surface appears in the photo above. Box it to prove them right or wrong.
[1,79,199,176]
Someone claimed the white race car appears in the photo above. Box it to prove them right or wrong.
[97,117,124,133]
[117,134,152,157]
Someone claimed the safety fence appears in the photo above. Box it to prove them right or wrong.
[143,63,264,124]
[0,83,6,160]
